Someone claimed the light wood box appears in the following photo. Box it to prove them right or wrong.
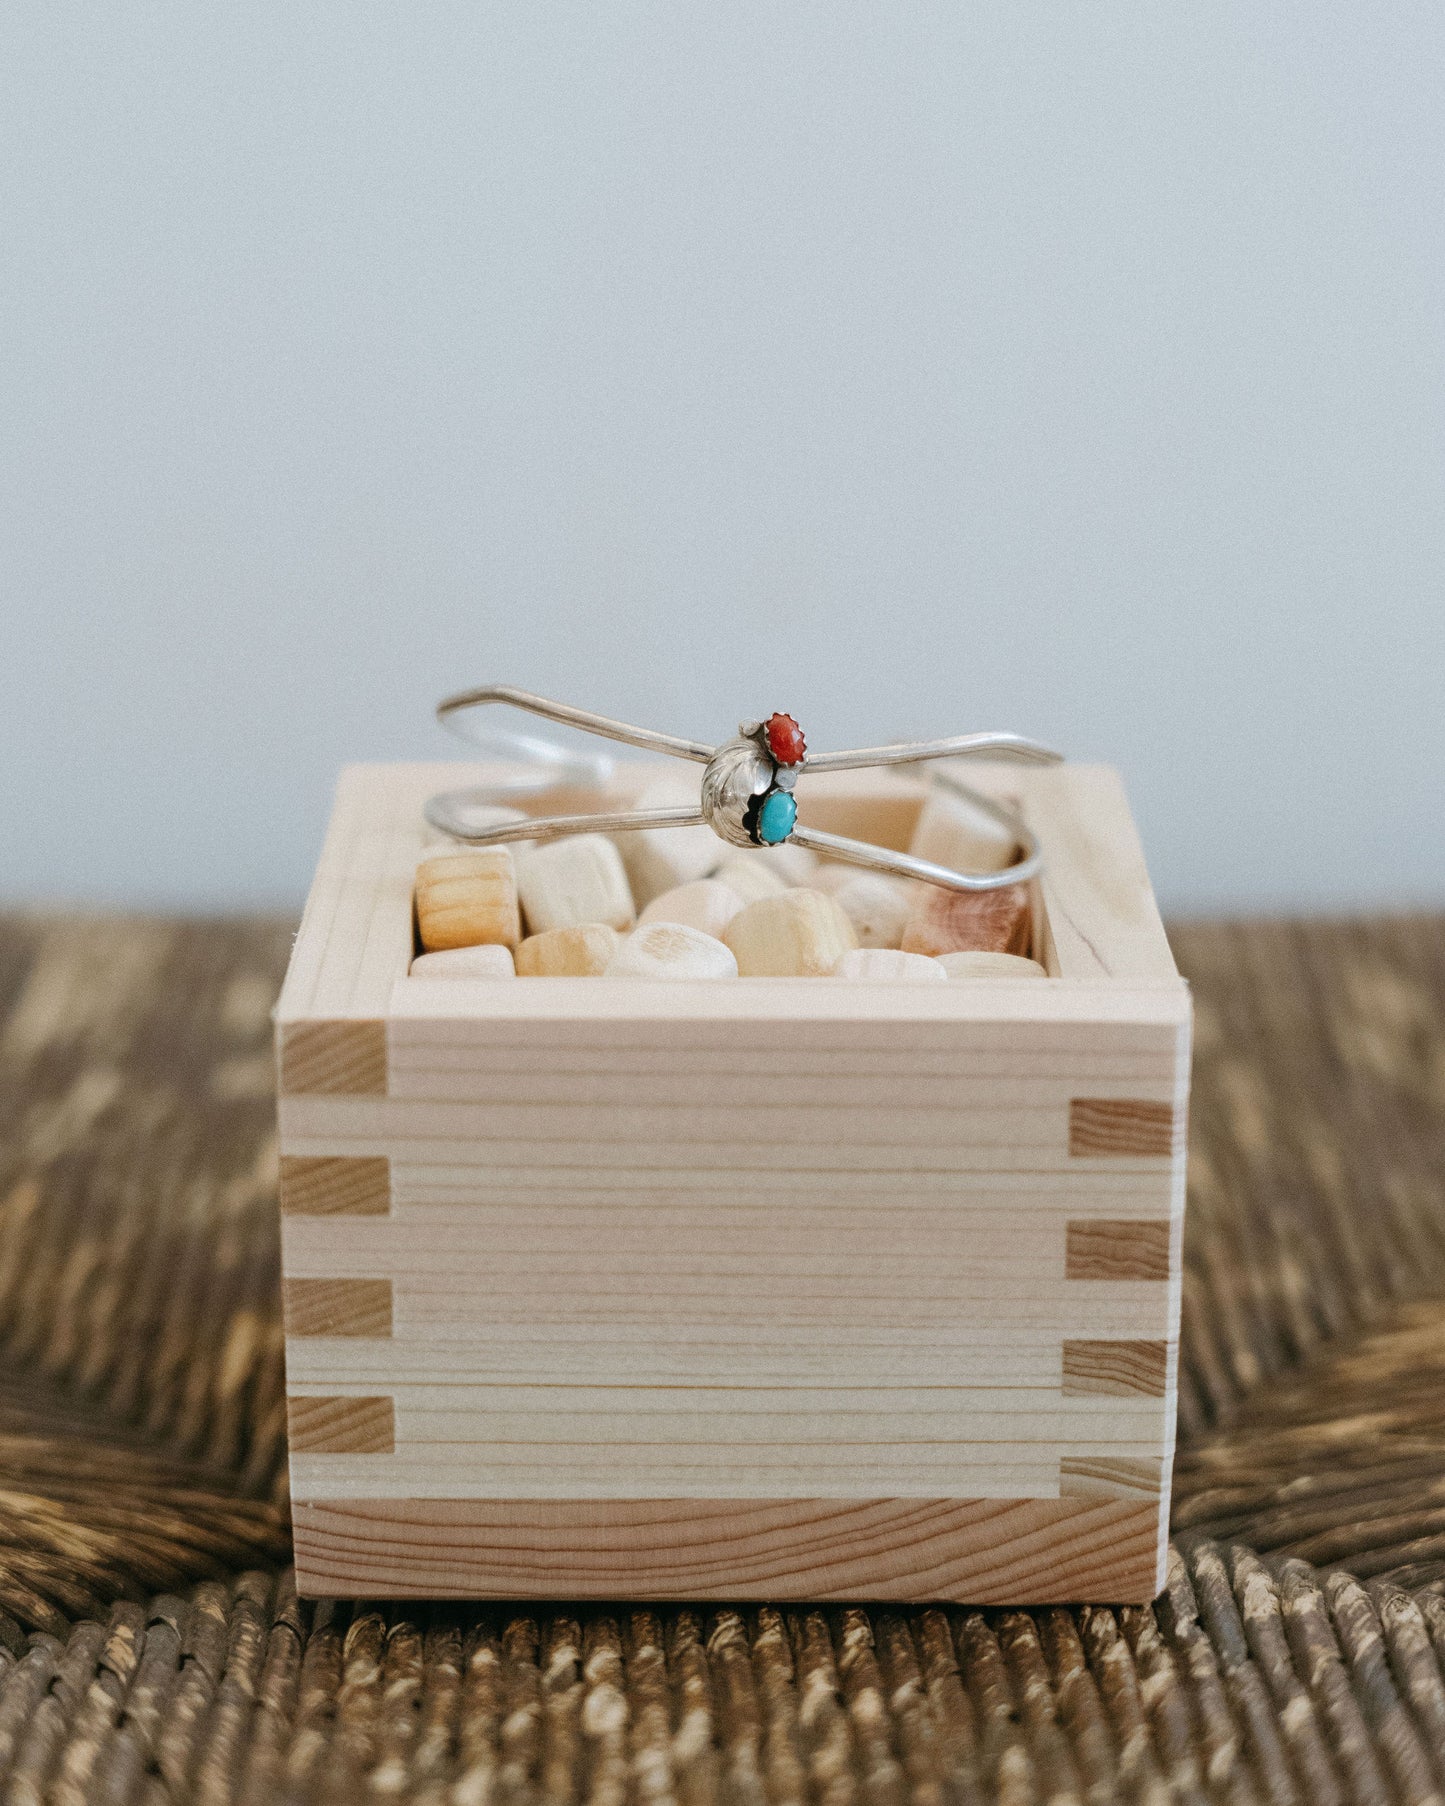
[275,759,1190,1603]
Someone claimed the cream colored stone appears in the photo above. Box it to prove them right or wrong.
[516,834,636,935]
[909,786,1018,875]
[409,944,516,978]
[618,825,719,906]
[724,843,819,887]
[831,948,947,983]
[938,950,1048,980]
[515,923,622,977]
[639,879,745,940]
[712,856,789,905]
[414,848,521,951]
[811,863,854,894]
[722,889,858,978]
[826,872,915,950]
[611,775,718,906]
[604,922,738,980]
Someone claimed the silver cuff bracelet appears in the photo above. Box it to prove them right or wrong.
[426,684,1062,893]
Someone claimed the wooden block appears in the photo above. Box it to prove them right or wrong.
[279,1155,390,1217]
[290,1496,1163,1603]
[516,835,635,935]
[722,889,858,977]
[639,880,745,940]
[410,945,516,979]
[832,948,947,984]
[909,786,1018,875]
[1059,1456,1164,1500]
[604,923,738,979]
[821,872,915,950]
[283,1278,394,1338]
[1062,1339,1168,1397]
[939,950,1048,980]
[1065,1219,1172,1282]
[279,1020,386,1096]
[515,924,621,977]
[1069,1097,1176,1158]
[415,849,521,952]
[287,1395,395,1455]
[276,757,1190,1606]
[900,883,1032,959]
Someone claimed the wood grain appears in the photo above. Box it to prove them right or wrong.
[1069,1096,1176,1157]
[279,1020,387,1096]
[1065,1218,1172,1282]
[1058,1456,1164,1499]
[793,774,924,854]
[1003,761,1179,983]
[291,1495,1164,1602]
[282,1278,393,1339]
[287,1395,395,1455]
[1062,1339,1168,1397]
[279,1154,391,1216]
[415,849,520,953]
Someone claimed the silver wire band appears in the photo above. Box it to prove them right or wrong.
[425,801,706,843]
[427,686,1061,892]
[801,733,1062,773]
[437,684,714,763]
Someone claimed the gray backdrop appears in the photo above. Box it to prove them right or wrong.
[4,4,1441,911]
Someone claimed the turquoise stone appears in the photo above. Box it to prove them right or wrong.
[756,789,797,844]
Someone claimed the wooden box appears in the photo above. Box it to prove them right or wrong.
[275,759,1190,1603]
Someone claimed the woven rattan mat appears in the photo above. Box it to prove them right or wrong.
[0,914,1443,1803]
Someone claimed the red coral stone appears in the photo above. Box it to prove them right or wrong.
[765,712,806,765]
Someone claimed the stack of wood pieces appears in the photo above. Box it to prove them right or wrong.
[2,911,1445,1801]
[411,781,1048,982]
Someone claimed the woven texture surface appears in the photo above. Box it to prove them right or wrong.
[0,912,1443,1802]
